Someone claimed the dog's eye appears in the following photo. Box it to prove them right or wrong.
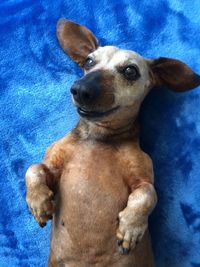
[84,57,95,70]
[123,65,140,80]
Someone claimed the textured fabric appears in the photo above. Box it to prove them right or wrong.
[0,1,200,266]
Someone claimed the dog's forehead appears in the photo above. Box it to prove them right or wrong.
[91,46,146,68]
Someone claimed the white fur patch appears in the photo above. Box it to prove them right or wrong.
[86,46,151,109]
[26,165,46,187]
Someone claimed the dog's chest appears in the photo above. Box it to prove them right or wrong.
[60,141,128,212]
[54,142,129,248]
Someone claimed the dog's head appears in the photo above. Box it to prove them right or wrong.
[57,19,200,125]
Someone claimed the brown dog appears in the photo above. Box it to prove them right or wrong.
[25,19,200,267]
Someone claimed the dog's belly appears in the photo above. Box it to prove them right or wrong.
[49,144,154,266]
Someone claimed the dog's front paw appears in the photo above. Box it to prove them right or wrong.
[116,207,148,255]
[26,184,55,227]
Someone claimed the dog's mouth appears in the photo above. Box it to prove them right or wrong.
[77,106,119,119]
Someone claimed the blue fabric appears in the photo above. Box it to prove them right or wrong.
[0,0,200,266]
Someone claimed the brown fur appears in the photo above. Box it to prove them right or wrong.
[57,19,99,67]
[25,19,200,267]
[28,123,156,266]
[95,70,115,110]
[149,57,200,92]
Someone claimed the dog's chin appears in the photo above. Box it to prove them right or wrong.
[77,106,120,120]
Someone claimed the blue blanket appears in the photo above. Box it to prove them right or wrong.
[1,0,200,266]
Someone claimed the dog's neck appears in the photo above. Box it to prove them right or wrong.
[73,118,139,142]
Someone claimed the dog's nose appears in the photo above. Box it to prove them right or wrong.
[70,71,101,105]
[70,83,95,103]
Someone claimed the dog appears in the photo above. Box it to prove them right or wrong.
[25,19,200,267]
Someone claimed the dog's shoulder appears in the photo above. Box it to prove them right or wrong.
[116,141,154,187]
[44,132,78,167]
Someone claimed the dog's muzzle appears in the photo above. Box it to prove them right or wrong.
[70,71,102,106]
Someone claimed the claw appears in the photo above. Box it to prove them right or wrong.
[122,248,130,255]
[39,222,46,228]
[117,239,123,246]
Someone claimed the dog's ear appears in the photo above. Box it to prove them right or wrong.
[57,19,99,67]
[149,57,200,92]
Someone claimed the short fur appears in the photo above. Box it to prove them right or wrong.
[25,19,200,267]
